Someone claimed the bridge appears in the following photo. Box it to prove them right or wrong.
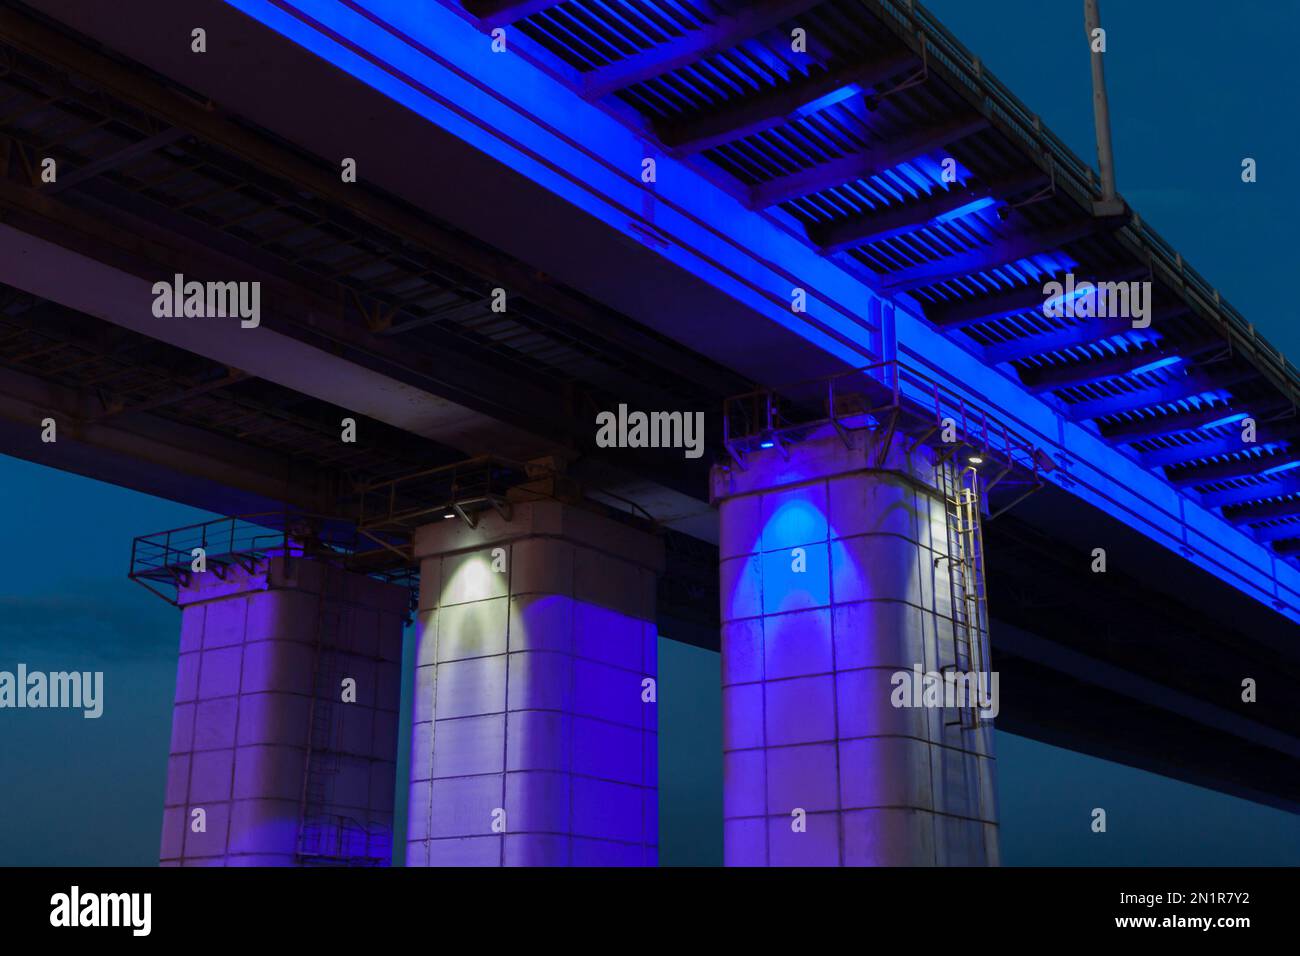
[0,0,1296,865]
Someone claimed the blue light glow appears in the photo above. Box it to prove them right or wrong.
[1005,254,1080,289]
[1096,331,1160,354]
[931,196,999,226]
[1129,355,1185,377]
[1262,459,1300,477]
[905,155,973,193]
[1042,285,1091,311]
[1202,412,1249,429]
[796,83,863,116]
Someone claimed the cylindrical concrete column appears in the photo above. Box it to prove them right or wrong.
[712,429,999,866]
[161,556,408,866]
[406,499,663,866]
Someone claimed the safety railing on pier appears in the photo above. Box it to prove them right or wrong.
[722,359,1049,519]
[128,512,413,605]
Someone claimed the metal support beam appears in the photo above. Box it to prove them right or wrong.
[0,172,573,443]
[882,215,1125,294]
[1017,338,1217,393]
[1140,423,1300,470]
[1065,365,1260,422]
[925,264,1146,329]
[0,5,743,396]
[89,369,248,423]
[0,361,340,513]
[1197,475,1300,512]
[811,167,1046,254]
[1249,521,1300,545]
[656,50,915,157]
[1083,0,1123,215]
[377,297,489,336]
[748,112,989,209]
[462,0,566,30]
[580,0,824,101]
[986,319,1131,366]
[1224,495,1300,524]
[1167,450,1300,488]
[1100,398,1288,442]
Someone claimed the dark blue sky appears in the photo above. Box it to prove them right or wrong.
[2,0,1299,866]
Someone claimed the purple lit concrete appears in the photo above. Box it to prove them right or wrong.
[712,430,998,866]
[407,500,662,867]
[161,557,407,866]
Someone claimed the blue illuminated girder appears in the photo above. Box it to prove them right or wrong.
[579,0,827,101]
[1018,340,1215,394]
[1065,367,1258,422]
[1100,398,1287,442]
[882,216,1124,293]
[984,305,1191,367]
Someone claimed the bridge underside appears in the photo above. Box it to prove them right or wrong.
[0,0,1297,825]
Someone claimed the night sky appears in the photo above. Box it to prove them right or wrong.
[2,0,1299,866]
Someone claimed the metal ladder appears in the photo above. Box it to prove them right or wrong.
[936,457,992,729]
[296,564,345,863]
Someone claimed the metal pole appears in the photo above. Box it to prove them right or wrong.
[1084,0,1122,214]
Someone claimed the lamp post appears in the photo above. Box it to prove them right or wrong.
[1084,0,1125,215]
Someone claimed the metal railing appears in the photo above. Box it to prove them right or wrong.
[725,358,1040,455]
[353,454,659,534]
[131,456,662,607]
[128,512,413,605]
[354,455,527,534]
[722,359,1047,518]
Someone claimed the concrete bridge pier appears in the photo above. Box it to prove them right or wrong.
[160,557,408,866]
[406,499,662,866]
[712,429,999,866]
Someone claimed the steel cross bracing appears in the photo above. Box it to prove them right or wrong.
[0,283,463,524]
[446,0,1300,564]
